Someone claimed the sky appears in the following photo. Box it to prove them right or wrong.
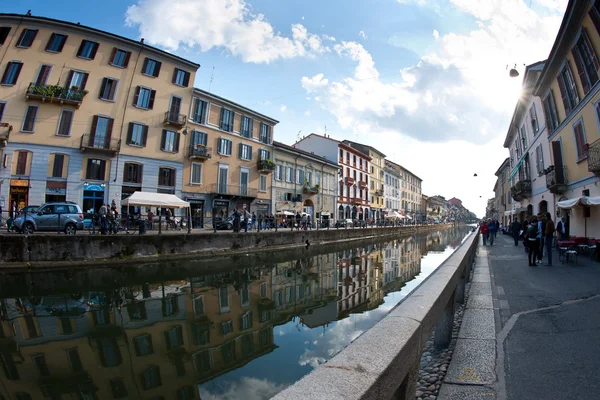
[6,0,569,217]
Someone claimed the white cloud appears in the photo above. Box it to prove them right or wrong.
[125,0,330,63]
[433,29,440,39]
[304,110,311,116]
[280,104,287,112]
[301,73,329,92]
[359,30,368,40]
[199,377,289,400]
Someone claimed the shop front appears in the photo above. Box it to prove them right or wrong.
[9,179,29,211]
[45,181,67,203]
[83,183,105,214]
[188,198,205,228]
[252,199,271,217]
[212,199,230,228]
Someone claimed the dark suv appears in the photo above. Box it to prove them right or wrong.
[14,202,84,234]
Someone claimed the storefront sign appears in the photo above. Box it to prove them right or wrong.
[10,187,28,194]
[84,184,105,192]
[10,179,29,187]
[188,199,205,205]
[46,187,66,195]
[213,200,229,208]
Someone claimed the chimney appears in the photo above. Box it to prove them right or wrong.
[141,38,145,44]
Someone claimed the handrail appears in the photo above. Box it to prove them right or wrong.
[273,228,479,400]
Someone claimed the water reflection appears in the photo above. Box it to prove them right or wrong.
[0,227,471,400]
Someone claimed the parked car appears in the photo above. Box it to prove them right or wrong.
[215,217,234,230]
[335,219,354,228]
[14,202,84,234]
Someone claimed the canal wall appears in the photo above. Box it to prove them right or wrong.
[0,224,457,267]
[273,228,480,400]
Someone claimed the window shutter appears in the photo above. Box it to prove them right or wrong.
[217,138,222,154]
[126,123,133,144]
[77,40,85,57]
[148,90,156,109]
[58,110,73,136]
[591,7,600,38]
[154,61,162,77]
[15,29,26,47]
[1,64,10,83]
[138,164,144,184]
[142,125,148,146]
[12,62,23,84]
[229,112,235,132]
[105,118,114,144]
[172,68,178,84]
[582,30,600,72]
[123,51,131,68]
[29,29,38,45]
[571,47,590,95]
[556,74,570,114]
[99,160,106,181]
[238,143,243,159]
[183,71,190,87]
[249,145,253,160]
[45,33,56,51]
[201,101,207,124]
[552,140,565,183]
[65,70,74,89]
[90,42,99,59]
[170,170,176,187]
[227,139,232,155]
[141,58,149,74]
[89,115,99,146]
[575,125,585,159]
[133,86,140,106]
[35,65,51,86]
[219,108,225,129]
[57,35,67,52]
[161,130,167,151]
[543,98,552,133]
[99,78,108,99]
[109,47,117,65]
[108,79,117,100]
[86,159,93,179]
[174,133,180,152]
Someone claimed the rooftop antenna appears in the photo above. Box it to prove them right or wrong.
[208,65,215,92]
[297,130,302,142]
[324,124,327,136]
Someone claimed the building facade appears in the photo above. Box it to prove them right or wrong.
[294,133,372,222]
[271,141,339,224]
[427,195,447,223]
[0,13,199,215]
[493,158,512,225]
[383,160,401,215]
[399,165,423,222]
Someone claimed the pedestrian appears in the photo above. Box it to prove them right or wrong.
[545,212,555,266]
[536,214,544,264]
[243,209,250,233]
[556,216,568,241]
[10,201,16,219]
[0,204,3,227]
[251,212,257,231]
[527,217,539,266]
[480,220,489,245]
[232,209,241,232]
[258,213,263,231]
[511,218,521,246]
[307,214,312,230]
[301,213,307,231]
[111,199,119,220]
[99,203,108,235]
[166,208,173,230]
[295,212,301,231]
[488,219,497,245]
[147,209,154,230]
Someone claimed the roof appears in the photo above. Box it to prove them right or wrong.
[384,159,422,181]
[295,133,372,160]
[494,158,510,176]
[533,0,588,96]
[342,140,387,158]
[0,13,200,69]
[194,88,279,124]
[273,141,340,168]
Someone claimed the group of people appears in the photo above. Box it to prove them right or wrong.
[480,219,500,245]
[229,209,316,232]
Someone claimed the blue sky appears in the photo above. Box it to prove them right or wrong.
[5,0,568,216]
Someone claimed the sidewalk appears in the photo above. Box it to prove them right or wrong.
[439,233,600,400]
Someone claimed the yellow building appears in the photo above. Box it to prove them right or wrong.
[182,88,278,227]
[0,13,199,215]
[533,1,600,237]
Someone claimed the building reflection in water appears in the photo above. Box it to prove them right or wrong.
[0,227,470,400]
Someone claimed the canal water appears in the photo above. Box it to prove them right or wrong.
[0,226,472,400]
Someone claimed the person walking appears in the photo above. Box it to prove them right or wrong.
[251,212,257,231]
[232,209,241,232]
[307,214,312,230]
[556,216,568,241]
[99,203,108,235]
[527,217,539,266]
[536,214,544,264]
[511,219,521,246]
[301,213,307,231]
[545,212,555,266]
[243,209,250,232]
[480,221,489,245]
[488,219,497,245]
[295,212,301,231]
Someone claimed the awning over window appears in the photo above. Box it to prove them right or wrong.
[557,196,600,209]
[509,153,528,180]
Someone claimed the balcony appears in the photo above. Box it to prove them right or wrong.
[345,177,355,185]
[79,134,120,156]
[358,181,367,190]
[352,197,364,205]
[26,83,87,108]
[545,166,568,194]
[587,139,600,176]
[206,183,258,198]
[258,159,276,173]
[164,111,186,127]
[188,144,211,160]
[375,189,384,196]
[303,184,320,195]
[510,179,531,202]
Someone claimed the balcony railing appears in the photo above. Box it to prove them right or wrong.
[26,83,87,108]
[303,184,320,194]
[205,183,258,198]
[188,145,211,160]
[545,166,568,194]
[345,177,355,185]
[352,197,364,205]
[510,179,531,202]
[258,159,276,173]
[358,181,367,189]
[587,139,600,175]
[375,189,384,196]
[80,134,120,156]
[164,111,187,127]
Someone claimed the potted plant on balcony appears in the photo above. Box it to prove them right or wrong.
[259,159,276,170]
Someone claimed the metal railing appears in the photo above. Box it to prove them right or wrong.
[164,111,186,126]
[545,166,567,194]
[302,184,319,194]
[510,179,531,201]
[587,139,600,174]
[80,134,120,154]
[26,82,88,106]
[188,145,212,159]
[204,183,258,197]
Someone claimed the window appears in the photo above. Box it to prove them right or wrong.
[239,143,252,160]
[535,145,544,175]
[543,91,559,133]
[260,175,267,192]
[52,154,64,178]
[191,163,202,184]
[191,130,208,147]
[241,333,254,356]
[0,102,5,120]
[259,149,270,161]
[0,27,10,45]
[86,159,106,180]
[219,286,230,313]
[191,98,208,124]
[22,105,38,132]
[134,334,154,356]
[220,108,234,132]
[520,125,528,151]
[45,33,67,52]
[260,123,271,144]
[56,110,73,136]
[123,163,143,184]
[1,61,23,85]
[274,164,283,181]
[92,309,109,325]
[240,285,250,306]
[77,40,99,60]
[218,138,233,156]
[240,311,253,330]
[165,325,183,349]
[16,28,37,48]
[126,123,148,146]
[99,77,118,101]
[97,338,122,367]
[90,115,114,149]
[221,320,233,335]
[35,64,52,86]
[161,130,180,152]
[557,63,579,114]
[241,116,253,138]
[192,324,210,346]
[134,86,156,109]
[529,104,539,133]
[173,68,191,87]
[127,302,147,320]
[110,48,131,68]
[110,379,128,399]
[32,354,50,376]
[142,57,161,77]
[66,70,89,90]
[222,341,236,363]
[296,169,304,184]
[260,282,267,298]
[572,30,599,95]
[67,348,83,373]
[142,366,162,390]
[193,295,205,317]
[158,167,175,187]
[286,166,293,182]
[573,121,587,161]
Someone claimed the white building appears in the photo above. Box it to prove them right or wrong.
[384,160,401,215]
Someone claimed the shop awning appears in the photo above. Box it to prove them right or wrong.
[121,191,190,209]
[276,210,294,216]
[509,153,527,180]
[557,196,600,209]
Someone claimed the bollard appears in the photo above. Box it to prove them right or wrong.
[434,289,456,350]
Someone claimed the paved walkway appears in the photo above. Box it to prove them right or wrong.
[439,233,600,400]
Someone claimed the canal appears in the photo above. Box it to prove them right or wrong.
[0,226,472,400]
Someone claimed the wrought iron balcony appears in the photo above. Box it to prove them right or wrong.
[205,183,258,198]
[188,145,211,160]
[164,111,186,127]
[587,139,600,176]
[545,166,567,194]
[303,184,320,194]
[510,179,531,202]
[258,159,276,173]
[80,134,120,156]
[345,177,355,185]
[375,189,384,196]
[26,83,87,108]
